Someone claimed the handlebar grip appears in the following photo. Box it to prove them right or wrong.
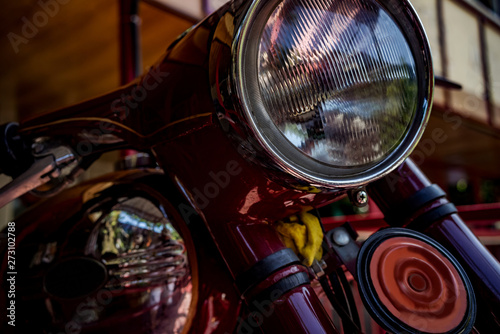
[0,122,34,178]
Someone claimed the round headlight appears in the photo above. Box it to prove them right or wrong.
[234,0,433,188]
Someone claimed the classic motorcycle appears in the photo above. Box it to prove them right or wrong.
[1,0,500,333]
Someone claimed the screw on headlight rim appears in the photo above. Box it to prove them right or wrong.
[350,188,368,207]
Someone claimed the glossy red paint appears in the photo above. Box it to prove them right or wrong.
[369,158,500,328]
[256,286,337,334]
[16,9,342,332]
[158,124,340,331]
[157,124,340,332]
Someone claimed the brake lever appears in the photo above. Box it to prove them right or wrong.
[0,145,77,208]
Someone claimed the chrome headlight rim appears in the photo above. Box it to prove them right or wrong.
[233,0,433,188]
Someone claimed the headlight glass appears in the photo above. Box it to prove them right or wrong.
[235,0,432,187]
[258,0,417,167]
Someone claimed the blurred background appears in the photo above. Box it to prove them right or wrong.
[0,0,499,247]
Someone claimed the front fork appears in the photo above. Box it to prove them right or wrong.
[208,221,339,334]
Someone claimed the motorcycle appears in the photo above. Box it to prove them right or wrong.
[1,0,500,333]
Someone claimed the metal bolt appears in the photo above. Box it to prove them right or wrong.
[332,229,350,246]
[310,259,326,277]
[355,190,368,206]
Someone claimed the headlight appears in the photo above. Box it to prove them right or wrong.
[233,0,433,188]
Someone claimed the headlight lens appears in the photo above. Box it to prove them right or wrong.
[259,0,417,167]
[235,0,432,187]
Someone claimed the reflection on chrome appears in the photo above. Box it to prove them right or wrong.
[85,196,193,333]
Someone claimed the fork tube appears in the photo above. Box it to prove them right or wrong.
[211,220,339,334]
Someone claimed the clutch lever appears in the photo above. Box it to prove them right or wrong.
[0,144,78,208]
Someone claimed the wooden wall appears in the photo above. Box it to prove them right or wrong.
[0,0,193,122]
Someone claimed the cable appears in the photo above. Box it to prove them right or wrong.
[319,275,362,334]
[337,267,361,329]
